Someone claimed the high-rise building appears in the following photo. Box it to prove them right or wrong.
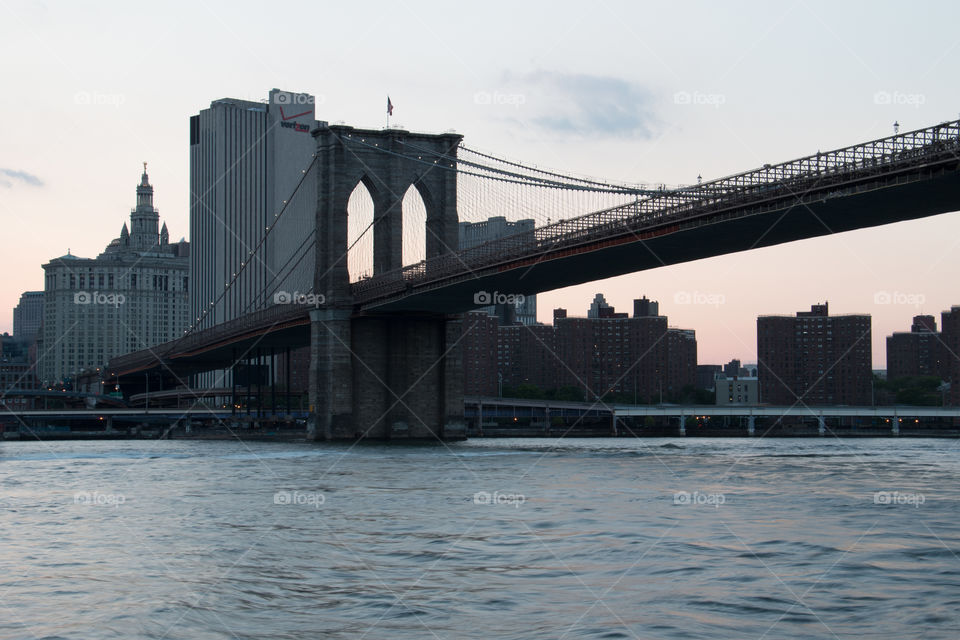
[12,291,43,342]
[459,216,538,325]
[757,302,872,406]
[587,293,618,318]
[189,89,321,330]
[462,311,499,396]
[554,314,666,401]
[555,296,695,402]
[633,295,659,318]
[667,328,697,393]
[38,167,189,385]
[886,315,947,381]
[498,323,557,390]
[1,333,37,406]
[941,307,960,406]
[461,295,696,401]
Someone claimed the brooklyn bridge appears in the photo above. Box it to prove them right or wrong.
[107,118,960,440]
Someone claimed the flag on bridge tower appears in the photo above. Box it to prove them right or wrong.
[387,96,394,116]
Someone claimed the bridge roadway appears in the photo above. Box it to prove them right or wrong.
[467,397,960,436]
[8,402,959,422]
[466,397,960,419]
[3,408,308,419]
[108,119,960,381]
[4,400,957,441]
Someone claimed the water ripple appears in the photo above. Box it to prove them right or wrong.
[1,437,959,639]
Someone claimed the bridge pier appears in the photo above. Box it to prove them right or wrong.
[307,308,354,440]
[818,414,826,436]
[353,314,464,440]
[307,312,464,441]
[892,416,900,436]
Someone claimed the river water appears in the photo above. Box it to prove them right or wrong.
[1,437,959,639]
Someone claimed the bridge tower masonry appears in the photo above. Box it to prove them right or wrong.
[308,124,465,441]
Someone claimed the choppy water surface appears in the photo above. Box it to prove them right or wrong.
[2,437,959,639]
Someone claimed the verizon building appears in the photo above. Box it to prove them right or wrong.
[189,89,322,331]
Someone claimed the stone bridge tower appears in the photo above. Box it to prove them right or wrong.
[308,124,465,440]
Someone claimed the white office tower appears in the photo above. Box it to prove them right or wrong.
[189,89,322,332]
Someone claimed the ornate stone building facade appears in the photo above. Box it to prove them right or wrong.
[39,166,189,385]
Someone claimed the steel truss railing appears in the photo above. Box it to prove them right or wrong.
[352,120,960,304]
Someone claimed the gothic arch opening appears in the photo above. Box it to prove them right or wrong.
[346,179,375,282]
[402,183,428,267]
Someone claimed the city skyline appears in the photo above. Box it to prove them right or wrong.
[5,6,960,640]
[3,1,960,367]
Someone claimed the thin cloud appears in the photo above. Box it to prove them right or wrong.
[0,168,44,188]
[504,70,659,138]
